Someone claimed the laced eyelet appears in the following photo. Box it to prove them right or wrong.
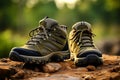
[48,34,51,36]
[77,42,79,46]
[54,28,56,31]
[43,38,46,40]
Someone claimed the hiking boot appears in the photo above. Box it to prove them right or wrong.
[9,17,70,64]
[69,21,103,66]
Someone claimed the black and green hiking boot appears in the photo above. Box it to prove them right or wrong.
[9,17,70,64]
[69,21,103,67]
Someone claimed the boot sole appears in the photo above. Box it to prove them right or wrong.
[9,51,70,64]
[75,54,103,67]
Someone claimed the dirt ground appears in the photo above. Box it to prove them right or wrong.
[0,54,120,80]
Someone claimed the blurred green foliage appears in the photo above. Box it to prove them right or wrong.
[0,0,120,58]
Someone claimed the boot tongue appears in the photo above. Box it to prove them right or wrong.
[39,17,58,30]
[72,21,91,32]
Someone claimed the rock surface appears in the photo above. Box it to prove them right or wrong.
[43,63,62,73]
[29,74,80,80]
[0,54,120,80]
[86,65,96,71]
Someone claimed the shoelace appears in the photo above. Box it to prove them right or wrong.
[73,30,95,48]
[26,25,49,45]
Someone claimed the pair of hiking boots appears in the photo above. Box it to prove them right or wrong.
[9,17,103,67]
